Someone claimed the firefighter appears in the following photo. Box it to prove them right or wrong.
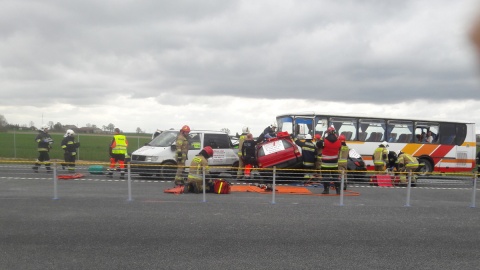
[256,123,277,143]
[295,134,317,178]
[241,133,257,178]
[185,146,214,193]
[373,141,389,173]
[61,129,80,173]
[174,125,190,185]
[33,125,54,173]
[337,134,349,182]
[237,126,250,179]
[108,128,128,179]
[396,151,419,184]
[321,126,342,194]
[314,134,323,179]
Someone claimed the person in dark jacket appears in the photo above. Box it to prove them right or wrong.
[61,129,80,173]
[242,133,258,168]
[295,134,317,178]
[256,124,277,143]
[33,125,53,173]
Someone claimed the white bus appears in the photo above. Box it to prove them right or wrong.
[276,112,476,173]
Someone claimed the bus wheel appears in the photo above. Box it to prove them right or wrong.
[417,158,433,176]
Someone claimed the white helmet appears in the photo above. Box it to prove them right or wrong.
[271,123,277,129]
[66,129,75,136]
[41,124,49,131]
[305,134,312,140]
[242,126,250,133]
[380,141,389,147]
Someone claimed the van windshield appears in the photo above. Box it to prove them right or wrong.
[148,130,178,147]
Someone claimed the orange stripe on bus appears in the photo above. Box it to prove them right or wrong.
[412,144,439,156]
[401,143,421,155]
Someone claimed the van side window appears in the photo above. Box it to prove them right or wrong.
[204,134,231,149]
[189,133,201,150]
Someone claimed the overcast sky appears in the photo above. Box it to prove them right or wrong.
[2,0,480,136]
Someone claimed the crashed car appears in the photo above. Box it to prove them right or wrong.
[255,132,367,181]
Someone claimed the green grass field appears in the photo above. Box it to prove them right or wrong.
[0,131,152,161]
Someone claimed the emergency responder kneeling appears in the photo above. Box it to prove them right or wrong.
[396,151,419,185]
[185,146,214,193]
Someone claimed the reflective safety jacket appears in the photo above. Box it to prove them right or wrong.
[175,132,189,161]
[111,134,128,154]
[295,139,317,167]
[61,136,79,155]
[321,134,341,168]
[373,146,388,166]
[238,133,247,158]
[338,144,349,166]
[188,155,210,180]
[397,153,419,169]
[35,131,53,152]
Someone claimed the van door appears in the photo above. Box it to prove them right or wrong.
[204,133,237,166]
[187,132,202,162]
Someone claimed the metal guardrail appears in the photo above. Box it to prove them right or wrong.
[0,159,478,207]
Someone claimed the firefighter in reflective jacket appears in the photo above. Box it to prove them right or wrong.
[108,128,128,179]
[237,126,250,179]
[33,125,54,173]
[338,134,349,180]
[175,125,190,185]
[373,141,389,173]
[314,134,323,178]
[321,126,342,194]
[295,134,317,178]
[61,129,80,173]
[186,146,214,193]
[396,151,419,184]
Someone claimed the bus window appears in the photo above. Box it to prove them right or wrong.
[359,119,385,142]
[315,117,328,138]
[330,117,357,140]
[294,117,314,137]
[439,123,456,145]
[387,120,413,143]
[455,124,467,145]
[277,117,293,135]
[415,122,439,143]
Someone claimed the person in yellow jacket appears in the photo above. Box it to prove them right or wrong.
[174,125,190,185]
[108,128,128,179]
[396,151,419,184]
[236,126,250,179]
[373,141,389,173]
[337,134,349,180]
[185,146,214,193]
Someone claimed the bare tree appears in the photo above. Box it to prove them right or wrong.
[107,123,115,132]
[48,121,54,129]
[221,128,230,135]
[0,114,7,127]
[29,121,35,128]
[136,127,143,133]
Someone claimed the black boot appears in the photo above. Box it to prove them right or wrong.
[335,184,341,195]
[321,182,329,194]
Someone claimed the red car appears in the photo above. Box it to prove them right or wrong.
[256,132,302,169]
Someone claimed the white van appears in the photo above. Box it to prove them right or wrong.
[130,130,239,179]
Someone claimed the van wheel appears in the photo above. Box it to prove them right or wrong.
[159,161,177,180]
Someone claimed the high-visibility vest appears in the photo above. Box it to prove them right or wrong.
[112,135,127,154]
[338,145,349,165]
[373,147,387,165]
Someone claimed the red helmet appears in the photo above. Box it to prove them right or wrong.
[339,134,346,142]
[327,126,335,133]
[203,146,214,157]
[181,125,190,133]
[314,134,321,140]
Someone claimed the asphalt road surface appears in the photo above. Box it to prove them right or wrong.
[1,164,480,270]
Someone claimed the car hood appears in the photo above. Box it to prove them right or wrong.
[132,146,170,156]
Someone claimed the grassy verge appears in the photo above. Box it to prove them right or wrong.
[0,131,151,162]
